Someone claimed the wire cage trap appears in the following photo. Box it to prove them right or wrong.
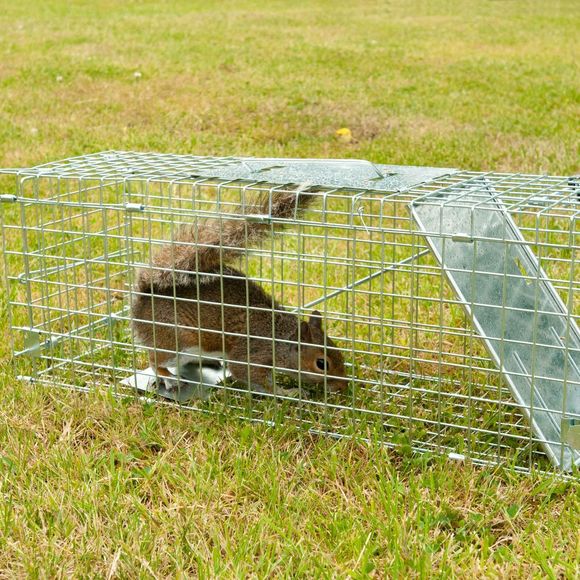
[0,151,578,475]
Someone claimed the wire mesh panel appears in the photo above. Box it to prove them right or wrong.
[1,152,578,475]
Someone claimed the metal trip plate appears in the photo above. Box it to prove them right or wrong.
[411,180,580,471]
[121,363,230,403]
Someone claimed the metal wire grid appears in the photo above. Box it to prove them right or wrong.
[1,150,242,181]
[0,157,578,474]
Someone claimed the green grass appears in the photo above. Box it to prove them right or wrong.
[0,0,579,577]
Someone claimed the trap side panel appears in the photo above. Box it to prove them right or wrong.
[412,183,580,471]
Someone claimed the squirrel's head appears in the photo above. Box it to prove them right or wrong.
[290,310,348,394]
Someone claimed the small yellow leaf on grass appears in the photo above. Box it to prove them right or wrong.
[335,127,353,143]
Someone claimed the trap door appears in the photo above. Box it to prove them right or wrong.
[411,181,580,472]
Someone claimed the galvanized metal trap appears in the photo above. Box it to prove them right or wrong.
[1,151,578,474]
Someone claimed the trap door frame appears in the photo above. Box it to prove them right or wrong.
[411,180,580,472]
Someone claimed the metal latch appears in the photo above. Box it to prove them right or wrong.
[451,233,474,243]
[124,202,145,212]
[22,330,42,358]
[18,329,56,358]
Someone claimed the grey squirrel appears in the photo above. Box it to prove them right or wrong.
[131,188,348,397]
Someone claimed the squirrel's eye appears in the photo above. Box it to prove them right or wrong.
[316,358,327,371]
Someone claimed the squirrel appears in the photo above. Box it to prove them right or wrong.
[131,187,348,397]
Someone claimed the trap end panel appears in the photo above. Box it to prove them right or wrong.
[412,180,580,471]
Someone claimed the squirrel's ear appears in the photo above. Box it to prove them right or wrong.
[309,310,323,330]
[300,320,312,343]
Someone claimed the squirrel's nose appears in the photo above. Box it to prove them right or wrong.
[328,378,349,393]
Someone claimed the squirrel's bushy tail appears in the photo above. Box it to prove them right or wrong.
[136,187,316,292]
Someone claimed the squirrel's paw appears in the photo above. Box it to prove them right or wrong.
[156,375,180,392]
[275,387,302,399]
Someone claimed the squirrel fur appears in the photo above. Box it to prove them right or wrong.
[131,188,348,396]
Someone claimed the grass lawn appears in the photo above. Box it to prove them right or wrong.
[0,0,579,577]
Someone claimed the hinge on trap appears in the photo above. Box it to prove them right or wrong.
[562,419,580,451]
[124,202,145,212]
[244,214,272,224]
